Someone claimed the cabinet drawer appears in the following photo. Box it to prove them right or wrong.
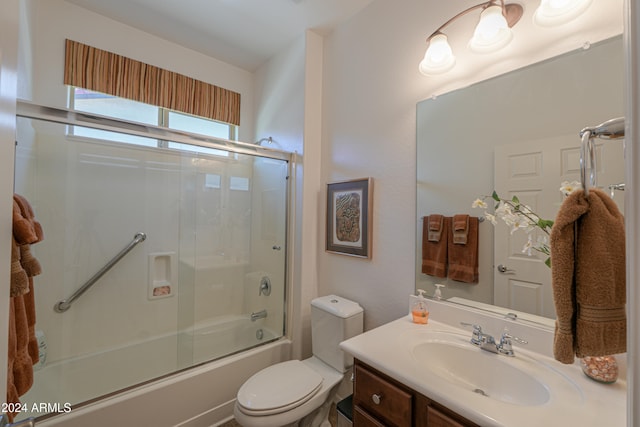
[354,363,412,426]
[427,406,467,427]
[354,406,387,427]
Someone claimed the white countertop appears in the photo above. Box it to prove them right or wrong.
[340,316,627,427]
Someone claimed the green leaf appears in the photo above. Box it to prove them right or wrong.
[492,191,500,202]
[538,219,554,230]
[545,257,552,268]
[511,195,520,204]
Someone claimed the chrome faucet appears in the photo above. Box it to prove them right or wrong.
[250,309,267,322]
[460,323,527,357]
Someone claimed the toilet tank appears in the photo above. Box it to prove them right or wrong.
[311,295,363,373]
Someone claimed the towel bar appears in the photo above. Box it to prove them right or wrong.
[579,117,625,196]
[54,232,146,313]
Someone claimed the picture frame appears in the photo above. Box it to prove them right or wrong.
[326,177,373,258]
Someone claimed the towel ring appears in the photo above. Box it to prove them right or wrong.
[580,130,597,196]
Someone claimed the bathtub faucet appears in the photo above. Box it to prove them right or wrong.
[251,309,267,322]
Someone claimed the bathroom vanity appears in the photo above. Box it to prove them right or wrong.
[340,306,627,427]
[354,359,478,426]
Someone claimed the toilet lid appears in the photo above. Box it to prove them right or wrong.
[237,360,323,415]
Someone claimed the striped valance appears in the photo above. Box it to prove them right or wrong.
[64,39,241,126]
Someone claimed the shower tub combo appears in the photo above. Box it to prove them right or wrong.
[12,101,293,426]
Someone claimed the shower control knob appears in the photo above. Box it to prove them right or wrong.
[371,393,382,405]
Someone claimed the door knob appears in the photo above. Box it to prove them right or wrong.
[497,264,515,273]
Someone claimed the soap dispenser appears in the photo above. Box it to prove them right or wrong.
[434,284,445,300]
[410,289,429,324]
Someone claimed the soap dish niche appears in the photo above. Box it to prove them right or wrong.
[149,280,173,300]
[148,252,176,300]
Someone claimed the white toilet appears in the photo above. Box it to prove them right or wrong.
[234,295,364,427]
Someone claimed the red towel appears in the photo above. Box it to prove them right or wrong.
[447,216,479,283]
[422,215,449,277]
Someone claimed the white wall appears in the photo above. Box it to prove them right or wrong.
[319,0,624,331]
[320,1,428,329]
[25,0,255,142]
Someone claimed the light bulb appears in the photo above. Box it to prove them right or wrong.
[419,33,456,76]
[469,5,513,53]
[534,0,593,27]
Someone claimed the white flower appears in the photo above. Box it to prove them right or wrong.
[484,213,497,225]
[472,198,487,209]
[495,201,512,218]
[560,180,582,196]
[522,235,533,256]
[509,215,530,234]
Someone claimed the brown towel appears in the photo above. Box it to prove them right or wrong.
[11,295,34,396]
[550,188,625,364]
[10,237,29,297]
[428,214,445,242]
[422,215,449,277]
[447,216,479,283]
[452,214,470,245]
[13,195,42,362]
[6,300,20,423]
[7,194,43,414]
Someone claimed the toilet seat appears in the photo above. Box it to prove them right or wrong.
[236,360,323,416]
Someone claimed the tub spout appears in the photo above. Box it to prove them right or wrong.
[250,309,267,322]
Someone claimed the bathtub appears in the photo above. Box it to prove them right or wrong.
[17,315,290,426]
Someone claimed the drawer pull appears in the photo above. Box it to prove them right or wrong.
[372,393,382,405]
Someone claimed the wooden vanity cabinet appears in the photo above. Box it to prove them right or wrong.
[353,359,480,427]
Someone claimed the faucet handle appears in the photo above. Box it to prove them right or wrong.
[498,330,528,356]
[460,322,483,346]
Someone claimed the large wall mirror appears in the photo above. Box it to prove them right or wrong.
[416,35,624,323]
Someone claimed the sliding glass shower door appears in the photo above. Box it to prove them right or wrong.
[11,110,289,420]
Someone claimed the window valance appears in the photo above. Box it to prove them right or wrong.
[64,39,241,126]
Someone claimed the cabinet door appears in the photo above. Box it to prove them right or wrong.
[354,363,412,426]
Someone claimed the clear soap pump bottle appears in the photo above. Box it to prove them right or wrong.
[411,289,429,324]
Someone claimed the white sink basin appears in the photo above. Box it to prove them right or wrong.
[340,317,626,427]
[413,339,550,406]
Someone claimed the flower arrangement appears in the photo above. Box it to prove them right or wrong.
[472,181,581,268]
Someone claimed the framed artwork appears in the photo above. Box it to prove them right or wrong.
[326,177,373,258]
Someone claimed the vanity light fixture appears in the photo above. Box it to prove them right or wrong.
[533,0,593,27]
[419,0,593,76]
[419,0,523,76]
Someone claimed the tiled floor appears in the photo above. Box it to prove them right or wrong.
[220,403,338,427]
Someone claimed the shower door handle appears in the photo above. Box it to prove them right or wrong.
[272,245,281,251]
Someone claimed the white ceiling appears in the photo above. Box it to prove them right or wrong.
[64,0,375,72]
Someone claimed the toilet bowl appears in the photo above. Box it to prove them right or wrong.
[234,357,342,426]
[233,295,363,427]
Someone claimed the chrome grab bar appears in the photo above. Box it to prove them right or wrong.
[54,232,146,313]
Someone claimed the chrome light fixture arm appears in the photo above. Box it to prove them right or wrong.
[426,0,521,42]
